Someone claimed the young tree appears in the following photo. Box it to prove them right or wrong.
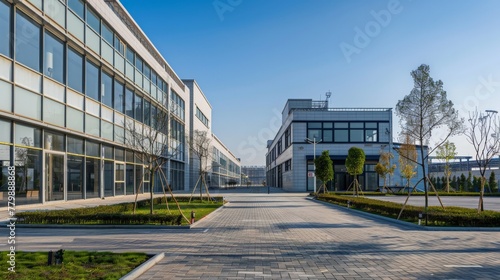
[375,151,396,192]
[345,147,365,196]
[124,109,188,223]
[396,64,464,218]
[187,129,213,201]
[436,141,457,193]
[465,109,500,212]
[314,150,334,194]
[459,173,467,192]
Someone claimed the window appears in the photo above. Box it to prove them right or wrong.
[113,80,124,113]
[44,131,64,151]
[125,87,134,118]
[15,87,41,120]
[43,98,65,127]
[67,136,83,154]
[85,60,99,101]
[285,128,291,148]
[350,122,364,142]
[143,64,150,79]
[196,107,209,127]
[101,22,113,45]
[143,100,151,126]
[365,122,378,142]
[67,48,83,92]
[14,124,41,147]
[114,36,124,55]
[285,159,292,171]
[307,122,322,140]
[86,8,100,33]
[126,46,134,63]
[66,107,84,132]
[101,71,112,107]
[134,93,143,122]
[44,32,64,83]
[16,11,40,71]
[0,0,11,57]
[68,0,84,19]
[135,56,143,73]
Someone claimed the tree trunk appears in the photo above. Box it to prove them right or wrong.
[150,170,154,215]
[419,142,428,225]
[478,176,485,213]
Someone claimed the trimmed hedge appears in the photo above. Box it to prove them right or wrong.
[317,194,500,227]
[16,197,223,225]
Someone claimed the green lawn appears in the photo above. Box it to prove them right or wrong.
[124,199,223,224]
[0,251,149,280]
[16,197,224,225]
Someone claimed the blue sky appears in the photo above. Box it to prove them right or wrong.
[120,0,500,165]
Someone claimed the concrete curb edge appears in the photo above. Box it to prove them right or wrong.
[120,252,165,280]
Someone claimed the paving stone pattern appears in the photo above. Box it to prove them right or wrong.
[10,188,500,279]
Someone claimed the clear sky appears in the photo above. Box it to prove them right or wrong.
[120,0,500,166]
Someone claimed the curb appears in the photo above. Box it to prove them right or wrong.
[307,197,500,232]
[120,252,165,280]
[189,201,229,228]
[4,224,191,229]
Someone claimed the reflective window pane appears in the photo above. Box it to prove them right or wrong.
[86,141,99,157]
[86,8,100,33]
[67,136,83,154]
[14,87,41,120]
[68,48,83,92]
[0,119,10,143]
[334,130,348,142]
[16,11,40,71]
[66,107,84,132]
[125,87,134,118]
[86,157,100,198]
[85,114,100,137]
[67,155,84,200]
[350,129,364,142]
[68,0,84,19]
[102,22,113,45]
[0,0,10,57]
[43,98,65,127]
[101,71,112,107]
[44,131,64,151]
[14,124,41,147]
[113,80,124,113]
[144,100,150,126]
[126,46,134,63]
[85,60,99,101]
[134,93,143,122]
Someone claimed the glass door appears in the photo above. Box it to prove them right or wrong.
[45,153,65,201]
[115,162,125,195]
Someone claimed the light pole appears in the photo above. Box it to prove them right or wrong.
[305,137,322,193]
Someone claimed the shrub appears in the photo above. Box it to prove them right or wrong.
[317,194,500,227]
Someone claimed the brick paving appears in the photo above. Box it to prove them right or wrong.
[6,187,500,279]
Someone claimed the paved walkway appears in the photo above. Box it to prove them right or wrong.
[4,188,500,279]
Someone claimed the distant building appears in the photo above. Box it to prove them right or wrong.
[241,166,266,186]
[266,98,426,192]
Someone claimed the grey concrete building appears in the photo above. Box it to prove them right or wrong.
[266,98,427,192]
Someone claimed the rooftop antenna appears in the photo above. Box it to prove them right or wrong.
[325,90,332,107]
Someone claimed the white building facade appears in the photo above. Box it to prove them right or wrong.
[0,0,238,207]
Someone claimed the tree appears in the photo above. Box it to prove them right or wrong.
[314,150,334,194]
[375,151,396,192]
[490,172,498,192]
[345,147,365,196]
[459,173,467,192]
[465,109,500,212]
[124,109,188,223]
[396,64,463,221]
[187,129,213,201]
[436,141,457,193]
[467,171,473,192]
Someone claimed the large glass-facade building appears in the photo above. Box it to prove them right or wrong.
[0,0,238,207]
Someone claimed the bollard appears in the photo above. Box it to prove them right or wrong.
[347,200,351,208]
[190,210,196,224]
[418,213,423,226]
[48,250,54,266]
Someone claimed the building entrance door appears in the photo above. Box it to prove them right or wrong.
[45,152,65,201]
